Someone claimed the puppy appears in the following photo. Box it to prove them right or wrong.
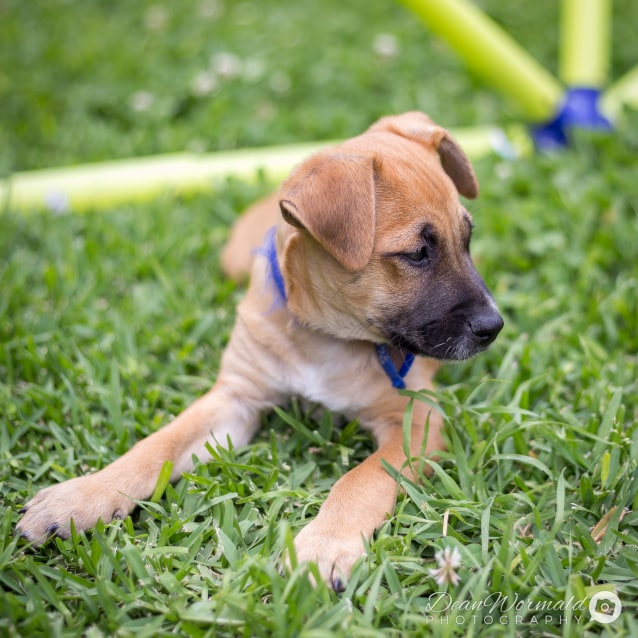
[17,112,503,591]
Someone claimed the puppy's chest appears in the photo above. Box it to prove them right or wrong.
[283,338,385,414]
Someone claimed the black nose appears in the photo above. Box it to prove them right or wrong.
[469,311,504,345]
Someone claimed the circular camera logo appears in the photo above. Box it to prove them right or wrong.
[589,591,622,624]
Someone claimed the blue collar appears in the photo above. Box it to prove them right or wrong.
[374,344,415,390]
[262,227,415,390]
[263,226,288,303]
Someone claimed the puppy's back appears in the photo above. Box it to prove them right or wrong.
[220,191,281,281]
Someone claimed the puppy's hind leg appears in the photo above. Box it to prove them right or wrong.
[17,343,278,544]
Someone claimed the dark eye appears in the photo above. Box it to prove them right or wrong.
[398,224,437,266]
[403,245,429,265]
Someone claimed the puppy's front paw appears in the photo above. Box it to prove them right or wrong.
[17,475,133,545]
[293,518,367,592]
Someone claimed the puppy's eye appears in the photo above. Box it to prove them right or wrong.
[403,245,429,265]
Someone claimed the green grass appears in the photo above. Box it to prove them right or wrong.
[1,1,638,636]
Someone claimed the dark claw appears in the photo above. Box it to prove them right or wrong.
[331,577,345,593]
[46,523,59,535]
[112,509,123,521]
[18,529,31,541]
[18,506,28,514]
[330,567,345,593]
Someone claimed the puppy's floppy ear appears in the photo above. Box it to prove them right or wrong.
[279,154,376,272]
[370,111,479,199]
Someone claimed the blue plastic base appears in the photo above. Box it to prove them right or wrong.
[532,87,612,150]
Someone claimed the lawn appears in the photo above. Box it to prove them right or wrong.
[1,0,638,636]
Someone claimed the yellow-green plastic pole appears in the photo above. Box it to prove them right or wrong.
[601,65,638,121]
[0,126,529,214]
[398,0,564,122]
[560,0,610,87]
[0,142,334,214]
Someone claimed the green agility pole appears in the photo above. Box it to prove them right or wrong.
[560,0,610,87]
[530,0,612,146]
[0,142,333,214]
[602,65,638,121]
[397,0,563,122]
[0,126,528,214]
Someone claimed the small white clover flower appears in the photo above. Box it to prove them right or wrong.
[144,6,169,32]
[199,0,223,19]
[130,90,155,112]
[429,546,462,586]
[211,52,242,79]
[191,70,218,96]
[44,190,70,215]
[269,71,291,95]
[373,33,399,59]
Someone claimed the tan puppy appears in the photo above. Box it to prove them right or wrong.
[17,112,503,590]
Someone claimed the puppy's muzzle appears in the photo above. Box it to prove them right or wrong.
[385,280,504,362]
[417,301,503,361]
[416,302,503,361]
[423,264,504,360]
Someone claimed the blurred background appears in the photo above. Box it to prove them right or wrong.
[2,0,637,175]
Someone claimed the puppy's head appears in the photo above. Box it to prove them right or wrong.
[278,111,503,360]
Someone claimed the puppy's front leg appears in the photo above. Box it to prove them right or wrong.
[294,403,444,590]
[18,369,273,544]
